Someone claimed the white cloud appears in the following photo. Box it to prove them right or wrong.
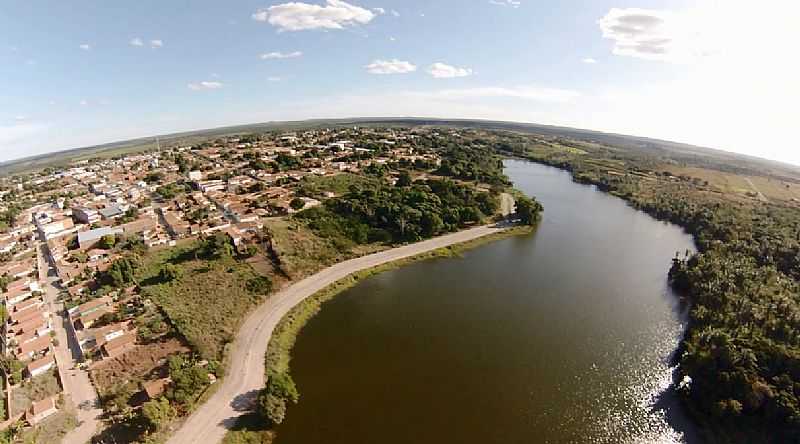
[389,36,396,41]
[150,39,164,49]
[390,9,399,17]
[130,37,144,47]
[428,62,473,79]
[79,44,91,51]
[260,51,303,60]
[489,0,520,7]
[188,81,224,91]
[373,7,385,15]
[14,115,27,121]
[79,100,88,106]
[597,8,720,62]
[267,76,283,82]
[365,59,417,74]
[253,0,375,32]
[582,57,597,64]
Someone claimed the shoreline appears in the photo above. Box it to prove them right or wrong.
[166,222,534,444]
[265,224,536,379]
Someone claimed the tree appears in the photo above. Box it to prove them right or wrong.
[0,357,24,385]
[290,198,306,212]
[167,365,209,406]
[257,372,299,426]
[98,234,116,250]
[159,264,182,282]
[396,170,413,187]
[142,398,176,431]
[514,195,543,225]
[246,276,272,295]
[103,255,140,287]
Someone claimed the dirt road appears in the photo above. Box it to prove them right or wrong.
[37,244,102,444]
[166,224,507,444]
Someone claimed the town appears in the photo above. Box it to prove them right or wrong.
[0,126,522,443]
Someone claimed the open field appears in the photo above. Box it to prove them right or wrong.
[136,243,274,360]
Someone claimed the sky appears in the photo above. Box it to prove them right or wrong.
[1,0,799,164]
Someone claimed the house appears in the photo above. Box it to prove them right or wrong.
[188,171,203,181]
[26,355,56,378]
[86,249,109,262]
[1,262,36,280]
[16,335,51,361]
[26,396,58,425]
[87,322,129,350]
[0,238,17,254]
[77,226,123,249]
[11,297,43,313]
[102,332,136,358]
[99,205,124,220]
[9,306,44,325]
[4,285,36,306]
[72,207,101,224]
[141,378,170,401]
[69,296,113,320]
[38,217,75,239]
[75,307,111,330]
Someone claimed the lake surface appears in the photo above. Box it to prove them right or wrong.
[275,160,699,444]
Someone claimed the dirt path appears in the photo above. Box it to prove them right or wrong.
[500,192,515,216]
[745,177,770,203]
[166,224,507,444]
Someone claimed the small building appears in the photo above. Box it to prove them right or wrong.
[72,207,101,225]
[141,378,170,401]
[26,396,58,425]
[26,355,56,378]
[102,332,136,358]
[99,205,124,220]
[16,335,51,362]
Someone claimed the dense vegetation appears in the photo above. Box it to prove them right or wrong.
[297,179,502,247]
[500,135,800,442]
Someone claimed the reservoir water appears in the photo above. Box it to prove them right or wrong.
[274,159,699,444]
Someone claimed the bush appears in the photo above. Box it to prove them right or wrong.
[257,372,298,426]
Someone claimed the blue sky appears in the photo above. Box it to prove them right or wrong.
[2,0,798,164]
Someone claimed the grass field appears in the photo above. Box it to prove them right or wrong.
[296,173,380,199]
[263,218,385,280]
[663,165,800,203]
[136,242,274,360]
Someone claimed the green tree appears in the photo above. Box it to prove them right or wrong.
[289,198,306,212]
[142,398,176,431]
[98,234,116,250]
[514,195,543,225]
[396,170,413,187]
[159,264,182,282]
[167,365,209,406]
[257,373,299,426]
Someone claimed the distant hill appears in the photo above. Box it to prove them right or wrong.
[2,117,796,179]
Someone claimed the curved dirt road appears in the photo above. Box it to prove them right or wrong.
[166,224,507,444]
